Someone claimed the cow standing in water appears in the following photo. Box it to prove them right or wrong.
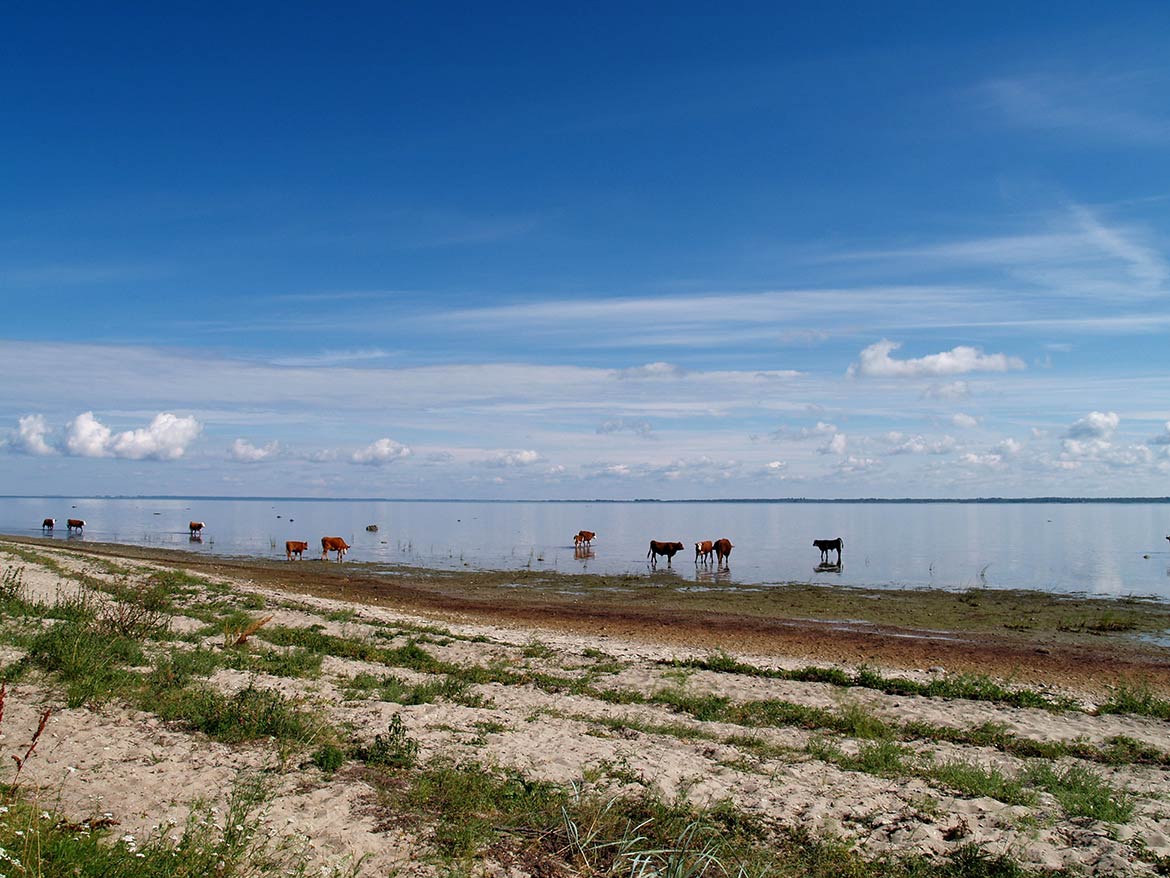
[813,538,843,565]
[713,538,733,567]
[695,540,713,564]
[42,518,55,532]
[67,518,85,533]
[573,530,596,547]
[286,540,309,560]
[189,521,205,537]
[321,536,350,562]
[647,540,685,567]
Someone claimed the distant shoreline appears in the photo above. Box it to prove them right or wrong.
[3,494,1170,504]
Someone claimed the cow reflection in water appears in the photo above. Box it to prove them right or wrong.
[815,561,843,574]
[573,545,595,562]
[694,566,731,586]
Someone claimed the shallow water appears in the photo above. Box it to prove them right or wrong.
[4,497,1169,599]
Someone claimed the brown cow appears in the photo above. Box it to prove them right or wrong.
[321,536,350,562]
[573,530,596,547]
[66,518,85,533]
[41,518,55,531]
[713,538,733,567]
[286,540,309,561]
[189,521,205,537]
[647,539,685,566]
[695,540,713,563]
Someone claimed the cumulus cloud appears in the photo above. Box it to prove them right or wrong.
[835,455,880,473]
[848,340,1025,378]
[65,412,113,457]
[614,362,686,380]
[952,413,980,429]
[111,413,202,460]
[8,414,57,456]
[819,433,847,455]
[57,411,202,460]
[1066,411,1120,439]
[351,438,411,465]
[993,437,1024,456]
[886,433,958,455]
[1150,422,1170,445]
[229,438,280,463]
[483,449,542,468]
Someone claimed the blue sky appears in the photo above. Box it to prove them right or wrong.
[3,2,1169,498]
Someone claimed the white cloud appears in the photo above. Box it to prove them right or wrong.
[952,413,980,429]
[887,434,958,455]
[1150,422,1170,446]
[961,452,1005,468]
[65,412,113,457]
[229,438,280,463]
[819,433,847,455]
[483,449,542,468]
[993,438,1024,456]
[9,414,57,456]
[848,340,1026,378]
[835,455,881,473]
[63,411,201,460]
[351,438,411,465]
[110,413,202,460]
[615,362,686,380]
[1066,411,1120,440]
[923,381,971,400]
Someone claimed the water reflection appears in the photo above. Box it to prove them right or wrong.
[3,497,1169,598]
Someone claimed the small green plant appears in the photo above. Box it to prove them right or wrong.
[311,742,347,773]
[356,712,419,769]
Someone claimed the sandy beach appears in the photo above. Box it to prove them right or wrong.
[2,535,1169,876]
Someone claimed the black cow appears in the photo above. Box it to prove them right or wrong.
[813,537,843,564]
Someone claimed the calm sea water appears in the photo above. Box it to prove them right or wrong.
[3,497,1169,599]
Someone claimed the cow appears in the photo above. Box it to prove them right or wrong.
[286,540,309,561]
[713,538,734,567]
[41,518,55,531]
[189,521,205,537]
[647,539,685,566]
[66,518,85,533]
[813,537,843,564]
[321,536,350,562]
[574,530,596,547]
[695,540,713,564]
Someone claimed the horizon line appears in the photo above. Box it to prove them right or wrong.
[3,494,1169,504]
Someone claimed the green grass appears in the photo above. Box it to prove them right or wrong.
[928,760,1034,806]
[367,758,1054,877]
[149,681,329,745]
[0,771,334,878]
[1021,763,1134,823]
[669,653,1079,712]
[1098,684,1170,720]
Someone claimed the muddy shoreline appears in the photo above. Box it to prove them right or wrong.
[5,534,1170,695]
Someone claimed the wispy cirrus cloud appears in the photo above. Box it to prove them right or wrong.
[976,69,1170,143]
